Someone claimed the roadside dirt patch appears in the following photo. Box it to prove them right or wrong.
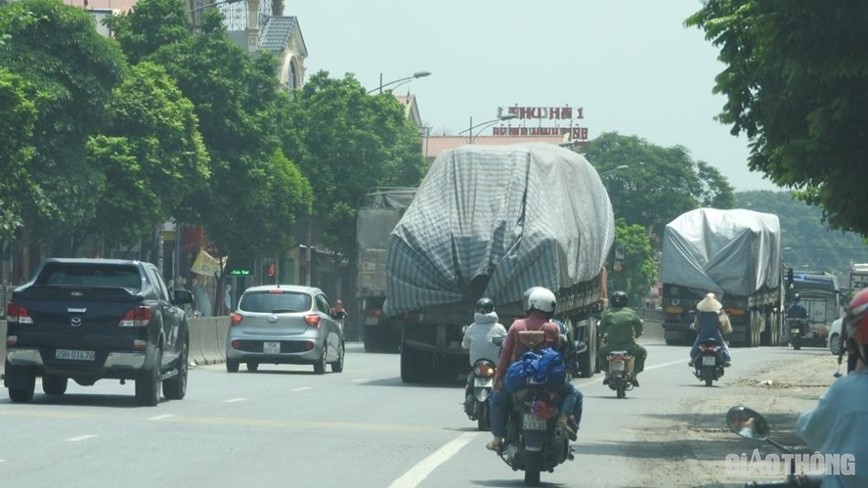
[631,352,840,487]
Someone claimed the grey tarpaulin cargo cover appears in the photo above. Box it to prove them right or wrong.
[383,143,614,316]
[660,208,782,297]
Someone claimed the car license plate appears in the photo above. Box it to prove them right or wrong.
[611,361,625,371]
[474,377,493,388]
[55,349,95,361]
[263,342,281,354]
[702,355,717,366]
[523,413,547,431]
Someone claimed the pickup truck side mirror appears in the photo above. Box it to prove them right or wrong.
[173,289,194,306]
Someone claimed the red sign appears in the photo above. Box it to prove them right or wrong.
[495,105,589,140]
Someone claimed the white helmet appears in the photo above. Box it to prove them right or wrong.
[527,287,557,314]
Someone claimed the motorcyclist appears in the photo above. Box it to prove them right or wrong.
[461,298,507,415]
[795,287,868,488]
[786,293,809,344]
[688,293,733,367]
[598,291,648,386]
[486,287,583,451]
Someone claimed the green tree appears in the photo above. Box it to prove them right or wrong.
[282,71,427,257]
[584,132,735,241]
[113,5,313,261]
[607,218,657,306]
[106,0,191,64]
[86,62,211,250]
[0,0,126,252]
[0,69,39,239]
[686,1,868,236]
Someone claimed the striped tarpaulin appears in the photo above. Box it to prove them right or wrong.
[383,143,614,316]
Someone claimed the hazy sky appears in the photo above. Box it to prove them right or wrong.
[288,0,779,192]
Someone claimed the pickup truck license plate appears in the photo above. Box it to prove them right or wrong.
[702,355,717,366]
[263,342,281,354]
[55,349,95,361]
[523,413,547,431]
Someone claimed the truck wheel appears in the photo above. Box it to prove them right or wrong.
[135,348,162,407]
[163,339,188,400]
[577,320,597,378]
[42,374,68,396]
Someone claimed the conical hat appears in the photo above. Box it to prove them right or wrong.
[697,293,722,312]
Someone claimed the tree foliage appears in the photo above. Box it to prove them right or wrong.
[0,0,126,249]
[282,71,428,257]
[686,1,868,235]
[584,132,735,241]
[0,69,38,239]
[606,218,657,305]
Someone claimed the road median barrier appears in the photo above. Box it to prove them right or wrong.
[189,316,230,365]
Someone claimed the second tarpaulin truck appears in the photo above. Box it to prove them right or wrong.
[384,143,614,384]
[784,270,845,346]
[660,208,784,347]
[356,187,416,353]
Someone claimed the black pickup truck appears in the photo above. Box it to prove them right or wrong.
[4,258,193,406]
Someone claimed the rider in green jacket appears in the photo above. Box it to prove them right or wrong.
[598,291,648,386]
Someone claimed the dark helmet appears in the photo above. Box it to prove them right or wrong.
[612,291,628,308]
[476,297,495,314]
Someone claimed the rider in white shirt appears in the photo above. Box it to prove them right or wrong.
[796,288,868,488]
[461,298,507,413]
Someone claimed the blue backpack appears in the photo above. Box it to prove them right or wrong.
[504,348,566,393]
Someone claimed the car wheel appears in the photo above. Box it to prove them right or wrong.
[226,359,239,373]
[830,333,843,356]
[314,343,327,375]
[164,338,188,400]
[42,374,68,396]
[247,361,259,372]
[135,347,162,407]
[331,341,345,373]
[7,362,35,403]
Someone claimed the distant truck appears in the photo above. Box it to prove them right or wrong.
[356,187,416,353]
[848,263,868,300]
[784,270,845,346]
[384,143,614,384]
[660,208,784,347]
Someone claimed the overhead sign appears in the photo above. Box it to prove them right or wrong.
[493,105,589,141]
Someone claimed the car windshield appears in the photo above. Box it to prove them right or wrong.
[36,263,142,289]
[239,291,311,313]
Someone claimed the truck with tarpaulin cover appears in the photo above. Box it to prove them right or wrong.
[356,187,416,353]
[784,270,845,346]
[659,208,784,347]
[383,143,614,384]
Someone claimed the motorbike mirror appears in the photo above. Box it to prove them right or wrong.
[726,406,771,441]
[462,325,469,334]
[491,336,504,347]
[573,340,588,354]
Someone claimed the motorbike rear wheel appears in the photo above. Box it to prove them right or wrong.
[524,451,542,486]
[616,383,626,399]
[476,402,489,431]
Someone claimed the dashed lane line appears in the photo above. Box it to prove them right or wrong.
[65,435,97,442]
[223,398,246,403]
[387,432,479,488]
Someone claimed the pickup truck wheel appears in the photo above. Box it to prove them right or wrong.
[135,348,162,407]
[314,343,328,374]
[42,374,68,396]
[6,361,35,403]
[163,339,188,400]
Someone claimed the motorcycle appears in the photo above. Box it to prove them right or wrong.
[726,405,822,487]
[694,338,726,386]
[465,359,496,431]
[499,384,573,486]
[788,318,804,350]
[605,350,635,398]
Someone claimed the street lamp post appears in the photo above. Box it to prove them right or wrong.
[187,0,243,31]
[459,113,517,143]
[599,164,630,178]
[367,71,431,95]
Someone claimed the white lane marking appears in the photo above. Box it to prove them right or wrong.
[291,387,311,392]
[65,435,97,442]
[351,379,370,383]
[576,359,684,387]
[148,414,174,421]
[387,432,478,488]
[223,398,246,403]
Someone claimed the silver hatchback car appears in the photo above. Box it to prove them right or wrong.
[225,285,345,374]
